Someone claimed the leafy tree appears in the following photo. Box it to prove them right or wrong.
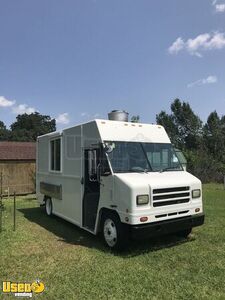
[10,112,56,141]
[0,121,6,130]
[156,111,178,145]
[203,111,225,161]
[156,99,202,150]
[0,121,11,141]
[171,99,202,149]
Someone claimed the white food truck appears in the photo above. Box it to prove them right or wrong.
[36,110,204,250]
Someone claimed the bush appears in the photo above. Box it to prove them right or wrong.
[185,150,225,183]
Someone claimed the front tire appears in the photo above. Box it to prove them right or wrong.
[102,212,129,250]
[45,198,52,216]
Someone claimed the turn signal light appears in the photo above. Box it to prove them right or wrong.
[140,217,148,222]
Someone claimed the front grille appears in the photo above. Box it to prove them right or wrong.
[153,186,190,207]
[155,210,189,219]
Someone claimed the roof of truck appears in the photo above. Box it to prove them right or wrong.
[95,119,170,143]
[37,119,170,144]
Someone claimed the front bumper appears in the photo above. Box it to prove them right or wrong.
[130,213,204,239]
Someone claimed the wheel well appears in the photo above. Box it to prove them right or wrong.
[97,208,121,233]
[43,195,51,203]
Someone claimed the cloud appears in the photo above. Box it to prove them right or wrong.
[168,37,185,54]
[215,4,225,12]
[56,113,70,125]
[212,0,225,12]
[0,95,37,116]
[168,32,225,57]
[12,104,36,114]
[187,75,218,88]
[0,96,15,107]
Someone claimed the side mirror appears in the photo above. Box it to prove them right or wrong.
[104,142,115,154]
[172,155,178,163]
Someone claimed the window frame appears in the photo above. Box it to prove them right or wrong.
[49,137,62,173]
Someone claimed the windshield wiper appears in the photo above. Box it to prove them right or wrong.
[160,167,181,172]
[115,169,150,174]
[128,167,150,173]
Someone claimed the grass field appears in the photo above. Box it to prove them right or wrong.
[0,184,225,300]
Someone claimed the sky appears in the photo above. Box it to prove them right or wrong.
[0,0,225,129]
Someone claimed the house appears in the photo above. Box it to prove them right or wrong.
[0,142,36,195]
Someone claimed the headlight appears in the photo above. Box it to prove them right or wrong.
[136,195,149,205]
[192,189,201,198]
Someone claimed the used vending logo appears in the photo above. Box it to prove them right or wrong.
[2,280,45,298]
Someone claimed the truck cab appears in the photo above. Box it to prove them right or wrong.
[82,120,204,249]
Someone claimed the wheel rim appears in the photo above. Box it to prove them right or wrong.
[103,219,117,247]
[46,199,52,215]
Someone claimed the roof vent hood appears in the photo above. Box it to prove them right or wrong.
[108,110,129,122]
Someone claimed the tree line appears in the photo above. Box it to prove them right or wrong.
[0,112,56,142]
[156,99,225,183]
[1,101,224,183]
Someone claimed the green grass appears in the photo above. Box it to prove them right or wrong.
[0,184,225,300]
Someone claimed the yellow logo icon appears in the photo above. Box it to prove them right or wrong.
[31,281,45,293]
[2,280,45,297]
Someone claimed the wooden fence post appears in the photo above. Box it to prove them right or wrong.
[13,191,16,231]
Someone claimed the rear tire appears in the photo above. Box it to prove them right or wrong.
[45,198,52,216]
[177,228,192,238]
[101,212,129,250]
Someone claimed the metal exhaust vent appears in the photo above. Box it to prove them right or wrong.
[108,110,129,122]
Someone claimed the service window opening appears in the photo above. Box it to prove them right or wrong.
[50,138,61,171]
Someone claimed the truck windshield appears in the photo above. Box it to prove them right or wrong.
[104,141,183,173]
